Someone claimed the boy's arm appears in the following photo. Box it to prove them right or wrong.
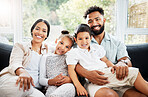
[100,56,114,67]
[68,65,88,96]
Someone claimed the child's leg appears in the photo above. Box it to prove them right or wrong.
[102,67,148,96]
[49,83,75,97]
[102,67,139,87]
[45,86,57,97]
[134,72,148,96]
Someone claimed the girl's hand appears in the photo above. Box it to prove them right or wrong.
[76,85,88,97]
[16,71,35,91]
[56,76,72,86]
[48,73,65,86]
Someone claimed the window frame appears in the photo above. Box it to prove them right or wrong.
[116,0,148,42]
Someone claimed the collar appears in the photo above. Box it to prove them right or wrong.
[91,32,111,43]
[77,44,96,53]
[28,40,47,52]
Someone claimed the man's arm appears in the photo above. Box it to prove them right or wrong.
[75,64,109,85]
[117,57,132,67]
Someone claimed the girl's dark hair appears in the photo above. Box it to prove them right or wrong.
[61,30,69,34]
[58,30,74,48]
[84,5,104,19]
[75,24,92,38]
[31,19,50,40]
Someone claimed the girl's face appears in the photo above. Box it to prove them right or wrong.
[32,22,48,43]
[55,36,73,55]
[75,32,92,50]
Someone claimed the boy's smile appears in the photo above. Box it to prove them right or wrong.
[75,32,92,51]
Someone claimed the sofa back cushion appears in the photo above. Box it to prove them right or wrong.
[0,43,12,71]
[127,43,148,81]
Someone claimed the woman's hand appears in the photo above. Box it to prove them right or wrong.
[15,68,35,91]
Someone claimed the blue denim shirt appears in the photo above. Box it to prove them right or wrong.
[91,32,129,64]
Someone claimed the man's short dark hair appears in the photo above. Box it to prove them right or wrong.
[83,5,104,19]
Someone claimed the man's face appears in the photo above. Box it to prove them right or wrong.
[86,11,106,35]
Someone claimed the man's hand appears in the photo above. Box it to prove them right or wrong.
[75,64,109,85]
[16,71,35,91]
[87,70,109,85]
[111,62,128,80]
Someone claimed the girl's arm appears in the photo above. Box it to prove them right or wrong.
[68,65,88,96]
[101,56,114,67]
[39,55,49,86]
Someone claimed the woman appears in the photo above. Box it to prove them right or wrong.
[0,19,50,97]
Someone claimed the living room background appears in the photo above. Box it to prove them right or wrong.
[0,0,148,45]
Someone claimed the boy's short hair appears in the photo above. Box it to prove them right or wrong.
[74,24,92,38]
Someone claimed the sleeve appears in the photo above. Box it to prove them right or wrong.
[117,41,129,60]
[39,55,49,86]
[66,49,79,65]
[8,43,25,75]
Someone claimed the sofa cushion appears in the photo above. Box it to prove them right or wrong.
[127,43,148,81]
[0,43,13,71]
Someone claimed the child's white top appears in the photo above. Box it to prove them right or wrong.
[66,44,107,71]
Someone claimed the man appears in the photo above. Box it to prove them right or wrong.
[75,5,146,97]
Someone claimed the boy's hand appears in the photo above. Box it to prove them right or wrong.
[76,85,88,97]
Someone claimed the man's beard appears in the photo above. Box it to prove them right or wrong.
[91,24,104,36]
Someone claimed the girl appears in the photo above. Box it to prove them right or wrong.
[0,19,50,97]
[66,24,148,97]
[39,30,75,97]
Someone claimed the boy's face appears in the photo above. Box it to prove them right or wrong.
[75,32,92,50]
[55,36,72,55]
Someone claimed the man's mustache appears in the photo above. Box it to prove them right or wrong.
[91,25,101,29]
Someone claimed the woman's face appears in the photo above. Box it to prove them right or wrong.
[32,22,48,43]
[55,36,73,55]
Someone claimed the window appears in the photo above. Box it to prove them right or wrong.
[22,0,116,44]
[117,0,148,44]
[0,0,22,45]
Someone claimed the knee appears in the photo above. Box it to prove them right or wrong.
[123,92,147,97]
[95,88,119,97]
[123,88,147,97]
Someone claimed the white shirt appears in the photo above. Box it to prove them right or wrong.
[66,44,107,71]
[25,51,42,88]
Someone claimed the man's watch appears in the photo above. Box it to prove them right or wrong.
[120,60,128,65]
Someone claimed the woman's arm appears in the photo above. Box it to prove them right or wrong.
[8,43,25,75]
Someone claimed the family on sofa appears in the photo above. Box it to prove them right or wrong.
[0,6,148,97]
